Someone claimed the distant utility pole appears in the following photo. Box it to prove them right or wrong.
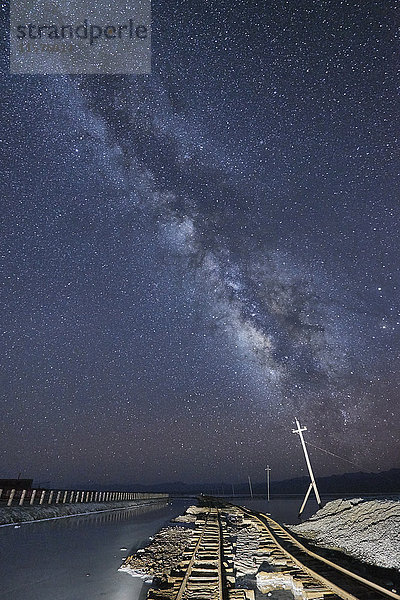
[292,417,323,517]
[265,465,271,501]
[231,483,235,497]
[248,475,253,499]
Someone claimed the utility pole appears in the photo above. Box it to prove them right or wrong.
[265,465,271,501]
[292,417,323,517]
[231,483,235,497]
[248,475,253,499]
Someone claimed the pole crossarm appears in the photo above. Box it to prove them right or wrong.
[292,423,307,435]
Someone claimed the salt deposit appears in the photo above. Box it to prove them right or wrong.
[288,497,400,570]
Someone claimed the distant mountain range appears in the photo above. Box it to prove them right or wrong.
[94,467,400,496]
[263,468,400,495]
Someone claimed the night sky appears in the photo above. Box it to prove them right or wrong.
[1,0,400,488]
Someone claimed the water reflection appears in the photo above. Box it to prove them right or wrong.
[2,497,324,600]
[43,501,170,530]
[0,499,191,600]
[232,494,345,523]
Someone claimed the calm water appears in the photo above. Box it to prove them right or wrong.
[0,500,191,600]
[0,494,333,600]
[236,494,367,523]
[235,495,323,523]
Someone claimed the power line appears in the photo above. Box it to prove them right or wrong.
[305,440,364,469]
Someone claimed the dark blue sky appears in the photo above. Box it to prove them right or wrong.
[1,0,400,487]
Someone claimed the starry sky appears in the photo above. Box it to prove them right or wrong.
[1,0,400,488]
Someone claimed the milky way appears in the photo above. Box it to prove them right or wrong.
[1,0,400,486]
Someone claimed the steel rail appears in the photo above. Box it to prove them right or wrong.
[175,509,224,600]
[174,511,210,600]
[246,509,359,600]
[243,506,400,600]
[216,509,225,600]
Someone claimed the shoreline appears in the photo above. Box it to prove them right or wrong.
[120,501,400,599]
[288,497,400,572]
[0,498,168,526]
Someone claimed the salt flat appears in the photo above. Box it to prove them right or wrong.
[289,497,400,570]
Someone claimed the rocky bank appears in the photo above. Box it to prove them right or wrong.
[288,497,400,570]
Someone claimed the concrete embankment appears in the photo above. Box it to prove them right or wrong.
[0,499,168,526]
[288,497,400,570]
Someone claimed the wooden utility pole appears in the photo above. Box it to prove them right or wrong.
[265,465,271,501]
[248,475,253,499]
[292,418,323,517]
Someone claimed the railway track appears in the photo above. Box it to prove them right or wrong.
[240,505,400,600]
[138,503,400,600]
[148,507,232,600]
